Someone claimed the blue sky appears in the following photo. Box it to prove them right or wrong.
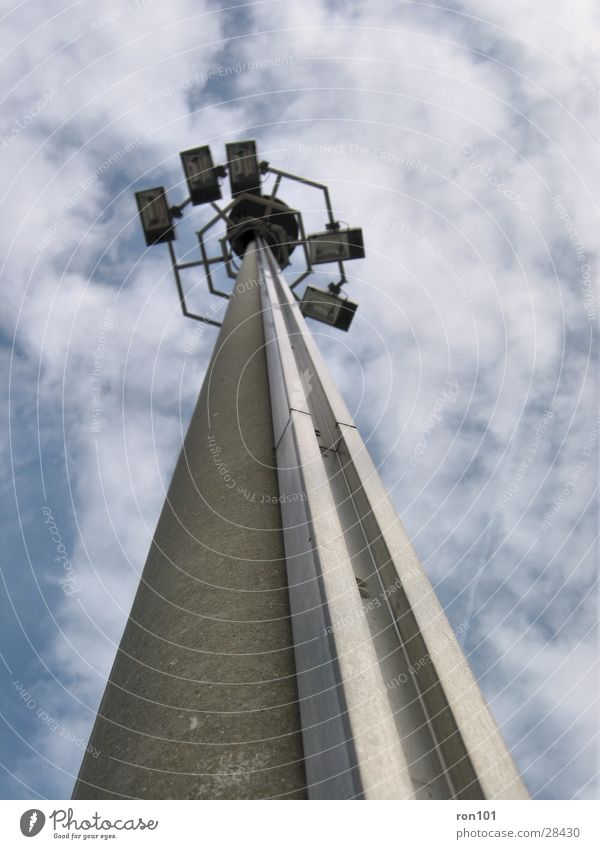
[0,0,598,799]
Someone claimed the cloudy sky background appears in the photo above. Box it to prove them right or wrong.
[0,0,598,799]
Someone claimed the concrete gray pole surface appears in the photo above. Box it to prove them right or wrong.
[73,245,306,799]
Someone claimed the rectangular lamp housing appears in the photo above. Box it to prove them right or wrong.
[307,228,365,265]
[180,146,222,205]
[226,140,261,196]
[135,187,174,245]
[299,286,358,331]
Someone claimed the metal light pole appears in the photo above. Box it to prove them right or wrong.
[73,143,528,800]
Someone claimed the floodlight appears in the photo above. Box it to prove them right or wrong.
[226,140,261,196]
[135,187,175,245]
[180,145,222,205]
[300,286,358,331]
[307,228,365,265]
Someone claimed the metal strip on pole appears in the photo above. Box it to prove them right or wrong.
[256,239,529,800]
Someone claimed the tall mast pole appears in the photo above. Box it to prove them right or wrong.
[74,143,528,800]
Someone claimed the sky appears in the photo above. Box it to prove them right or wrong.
[0,0,598,800]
